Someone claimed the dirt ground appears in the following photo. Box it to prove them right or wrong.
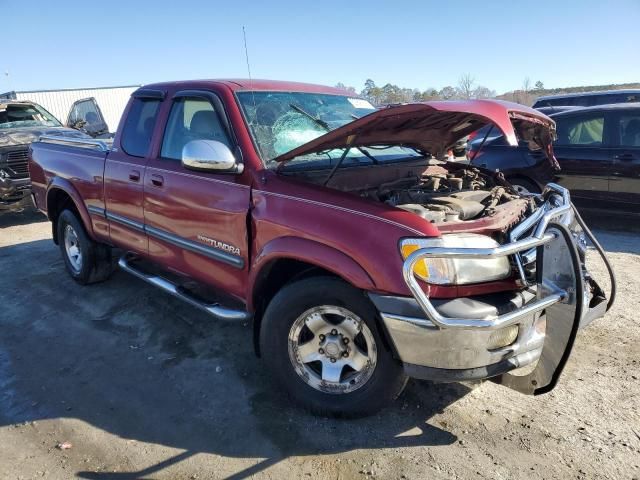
[0,207,638,480]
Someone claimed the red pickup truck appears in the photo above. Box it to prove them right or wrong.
[29,79,614,417]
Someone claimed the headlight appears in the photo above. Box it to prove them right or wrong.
[400,233,512,285]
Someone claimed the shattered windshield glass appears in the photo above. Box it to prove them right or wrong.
[236,91,422,168]
[0,103,61,129]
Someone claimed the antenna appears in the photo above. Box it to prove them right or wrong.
[242,26,257,115]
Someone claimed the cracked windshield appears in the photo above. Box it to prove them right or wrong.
[237,91,422,167]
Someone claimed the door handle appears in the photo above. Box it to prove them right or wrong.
[614,153,634,161]
[129,170,141,182]
[150,174,164,187]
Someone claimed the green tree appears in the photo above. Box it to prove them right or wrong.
[534,80,545,91]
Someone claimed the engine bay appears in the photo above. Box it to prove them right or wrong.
[363,164,522,225]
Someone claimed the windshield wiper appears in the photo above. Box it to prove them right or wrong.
[289,103,379,165]
[290,103,330,130]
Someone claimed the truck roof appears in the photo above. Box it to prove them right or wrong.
[0,99,39,106]
[138,79,353,95]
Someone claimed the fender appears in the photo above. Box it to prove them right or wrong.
[248,236,376,311]
[46,177,97,241]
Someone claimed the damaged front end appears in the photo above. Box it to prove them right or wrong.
[371,183,614,393]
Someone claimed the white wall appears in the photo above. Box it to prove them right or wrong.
[14,86,139,132]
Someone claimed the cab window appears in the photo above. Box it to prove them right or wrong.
[121,98,161,157]
[160,97,231,160]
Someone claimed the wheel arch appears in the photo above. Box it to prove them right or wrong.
[46,179,95,244]
[248,237,377,356]
[505,174,543,193]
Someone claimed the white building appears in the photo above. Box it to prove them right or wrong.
[0,85,140,132]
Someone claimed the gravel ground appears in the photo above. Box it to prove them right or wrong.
[0,207,638,480]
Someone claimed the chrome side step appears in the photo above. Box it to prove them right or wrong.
[118,255,250,323]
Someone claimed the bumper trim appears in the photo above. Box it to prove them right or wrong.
[382,292,563,331]
[402,347,542,382]
[402,183,573,330]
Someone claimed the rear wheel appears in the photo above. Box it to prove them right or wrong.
[57,209,114,285]
[260,276,407,417]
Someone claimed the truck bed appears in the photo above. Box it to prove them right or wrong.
[28,135,111,218]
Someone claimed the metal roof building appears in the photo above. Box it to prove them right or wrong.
[0,85,140,132]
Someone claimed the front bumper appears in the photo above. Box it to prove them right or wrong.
[373,184,610,384]
[0,175,31,204]
[370,290,546,378]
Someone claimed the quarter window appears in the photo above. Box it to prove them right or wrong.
[555,114,605,146]
[121,98,161,157]
[160,97,231,160]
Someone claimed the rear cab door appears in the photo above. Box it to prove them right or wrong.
[553,110,613,208]
[608,107,640,213]
[142,87,251,300]
[104,89,164,255]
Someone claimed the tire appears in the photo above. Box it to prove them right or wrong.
[57,209,114,285]
[507,177,541,195]
[259,276,407,417]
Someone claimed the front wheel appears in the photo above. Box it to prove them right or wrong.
[260,277,407,417]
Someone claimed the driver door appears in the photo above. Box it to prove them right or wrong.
[143,90,250,300]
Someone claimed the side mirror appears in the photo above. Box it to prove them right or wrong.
[181,140,242,173]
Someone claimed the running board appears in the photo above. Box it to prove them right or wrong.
[118,255,250,323]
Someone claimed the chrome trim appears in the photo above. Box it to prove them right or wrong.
[402,183,575,330]
[103,210,244,269]
[509,183,573,285]
[380,307,545,370]
[38,135,111,152]
[87,205,106,218]
[145,225,244,269]
[181,139,238,172]
[105,211,145,233]
[118,255,249,322]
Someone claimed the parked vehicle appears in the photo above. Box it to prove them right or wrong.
[533,89,640,109]
[28,80,613,416]
[66,97,113,139]
[0,100,87,208]
[535,105,582,116]
[471,103,640,214]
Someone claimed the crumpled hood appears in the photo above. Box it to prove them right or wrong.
[0,126,88,148]
[273,99,556,164]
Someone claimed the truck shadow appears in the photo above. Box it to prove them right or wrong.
[0,239,464,480]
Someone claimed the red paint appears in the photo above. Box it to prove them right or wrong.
[28,79,551,311]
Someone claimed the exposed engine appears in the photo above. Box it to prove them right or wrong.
[365,165,520,224]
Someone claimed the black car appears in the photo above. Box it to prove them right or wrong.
[533,89,640,109]
[470,103,640,214]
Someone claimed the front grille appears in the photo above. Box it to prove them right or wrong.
[3,149,29,178]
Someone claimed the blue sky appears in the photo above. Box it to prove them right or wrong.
[4,0,640,94]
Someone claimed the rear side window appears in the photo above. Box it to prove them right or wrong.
[555,114,605,146]
[160,97,231,160]
[121,98,161,157]
[618,114,640,147]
